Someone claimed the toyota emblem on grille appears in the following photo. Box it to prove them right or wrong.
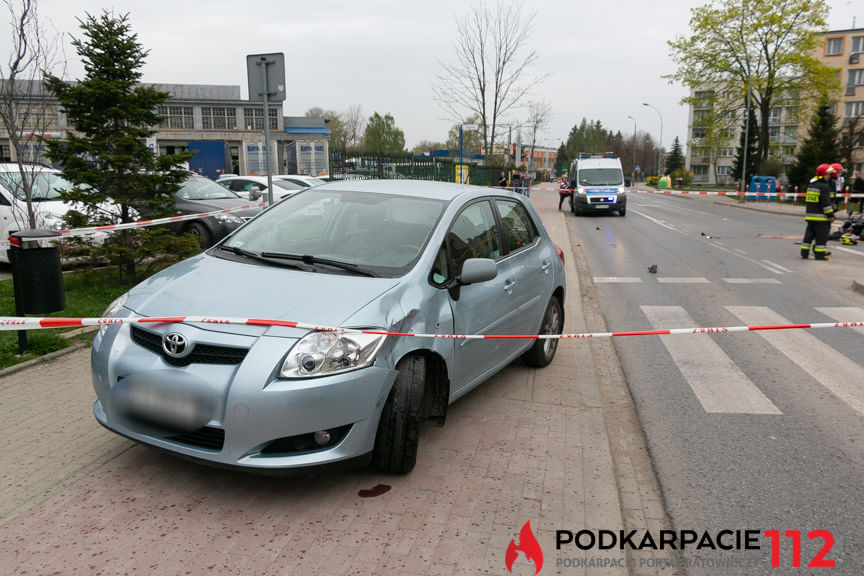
[162,332,189,357]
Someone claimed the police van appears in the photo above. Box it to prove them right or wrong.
[567,153,626,216]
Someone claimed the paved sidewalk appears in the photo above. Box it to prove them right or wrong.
[0,186,676,576]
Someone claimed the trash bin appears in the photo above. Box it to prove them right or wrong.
[8,229,66,314]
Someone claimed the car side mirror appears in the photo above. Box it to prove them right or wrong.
[447,258,497,301]
[458,258,497,285]
[249,188,262,201]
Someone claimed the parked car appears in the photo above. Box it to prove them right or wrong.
[273,174,327,188]
[216,175,305,200]
[168,173,262,248]
[0,163,108,263]
[91,179,566,474]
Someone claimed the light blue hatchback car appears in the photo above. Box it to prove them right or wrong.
[91,179,566,474]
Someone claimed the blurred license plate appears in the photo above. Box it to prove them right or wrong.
[595,205,608,209]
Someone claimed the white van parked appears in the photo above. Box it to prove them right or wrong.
[567,153,627,216]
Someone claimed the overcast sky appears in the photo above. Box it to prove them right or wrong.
[4,0,861,151]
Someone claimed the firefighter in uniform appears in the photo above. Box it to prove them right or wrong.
[801,163,837,260]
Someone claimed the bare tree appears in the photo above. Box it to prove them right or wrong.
[433,1,540,158]
[0,0,64,228]
[343,104,365,149]
[524,100,551,169]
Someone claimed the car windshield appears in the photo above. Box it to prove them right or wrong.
[177,175,240,200]
[579,168,624,186]
[0,170,73,201]
[222,188,447,276]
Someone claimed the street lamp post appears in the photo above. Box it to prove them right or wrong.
[642,102,663,178]
[627,114,637,184]
[713,35,752,194]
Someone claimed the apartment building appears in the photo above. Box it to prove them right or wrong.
[686,27,864,185]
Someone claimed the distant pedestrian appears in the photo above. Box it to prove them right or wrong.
[497,171,508,189]
[510,170,522,195]
[852,169,864,213]
[558,176,571,210]
[522,171,531,198]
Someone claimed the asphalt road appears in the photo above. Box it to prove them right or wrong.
[565,190,864,575]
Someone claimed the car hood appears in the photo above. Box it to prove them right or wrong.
[123,254,401,337]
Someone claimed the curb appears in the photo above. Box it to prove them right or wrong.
[0,340,89,379]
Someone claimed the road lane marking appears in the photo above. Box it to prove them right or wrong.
[722,278,782,284]
[641,306,782,415]
[761,260,792,273]
[726,306,864,417]
[593,277,642,283]
[656,277,710,284]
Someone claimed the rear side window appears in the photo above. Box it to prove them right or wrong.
[495,199,539,253]
[446,200,501,274]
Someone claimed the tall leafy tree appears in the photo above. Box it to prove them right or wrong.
[787,101,840,192]
[667,0,837,174]
[731,107,759,183]
[362,112,405,154]
[44,11,197,284]
[666,137,685,175]
[445,114,484,154]
[305,107,346,150]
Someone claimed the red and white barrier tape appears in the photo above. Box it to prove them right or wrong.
[559,188,864,199]
[1,315,863,338]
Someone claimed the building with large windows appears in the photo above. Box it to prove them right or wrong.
[0,81,331,177]
[686,28,864,185]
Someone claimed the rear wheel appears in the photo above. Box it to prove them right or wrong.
[373,355,425,474]
[522,297,563,367]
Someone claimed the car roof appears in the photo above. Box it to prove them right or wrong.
[314,178,489,201]
[575,158,621,169]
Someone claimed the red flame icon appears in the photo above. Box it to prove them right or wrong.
[505,520,543,574]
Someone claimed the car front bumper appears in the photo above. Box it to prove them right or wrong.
[91,322,398,470]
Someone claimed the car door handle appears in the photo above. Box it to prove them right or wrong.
[504,279,516,293]
[541,261,552,274]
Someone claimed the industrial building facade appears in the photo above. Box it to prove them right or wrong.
[0,82,330,177]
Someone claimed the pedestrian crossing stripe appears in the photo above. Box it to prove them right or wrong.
[642,306,782,415]
[725,306,864,417]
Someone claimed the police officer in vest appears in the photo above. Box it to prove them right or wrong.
[801,163,837,260]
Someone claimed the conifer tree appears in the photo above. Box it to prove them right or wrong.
[787,102,840,192]
[44,11,197,283]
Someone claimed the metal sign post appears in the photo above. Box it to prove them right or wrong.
[246,53,286,205]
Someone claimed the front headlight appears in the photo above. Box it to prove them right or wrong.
[98,292,129,337]
[280,330,386,379]
[213,213,243,225]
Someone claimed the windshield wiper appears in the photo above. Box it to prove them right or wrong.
[219,245,307,270]
[260,252,377,277]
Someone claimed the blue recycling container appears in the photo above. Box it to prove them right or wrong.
[748,176,776,201]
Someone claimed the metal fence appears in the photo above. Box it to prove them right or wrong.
[328,151,509,187]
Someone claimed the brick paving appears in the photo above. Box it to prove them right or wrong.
[0,185,678,576]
